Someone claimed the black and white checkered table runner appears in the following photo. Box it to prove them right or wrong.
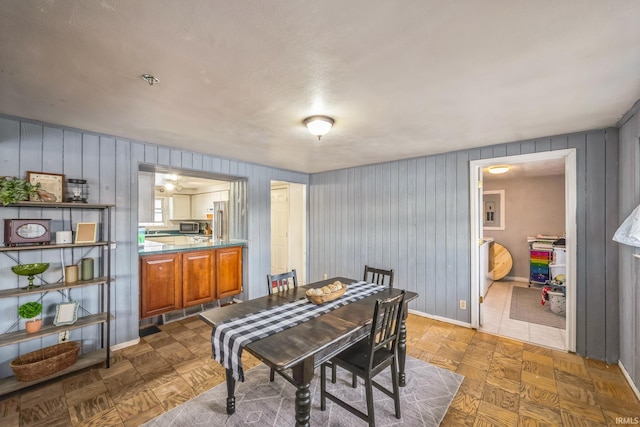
[212,281,386,381]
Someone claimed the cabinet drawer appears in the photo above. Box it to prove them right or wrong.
[530,272,549,282]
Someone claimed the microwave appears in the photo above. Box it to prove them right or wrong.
[179,222,199,234]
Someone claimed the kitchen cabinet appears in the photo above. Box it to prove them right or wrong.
[139,252,182,318]
[182,250,215,307]
[213,190,229,202]
[0,202,114,396]
[191,192,215,220]
[216,246,242,299]
[139,245,242,319]
[169,194,191,220]
[191,191,229,220]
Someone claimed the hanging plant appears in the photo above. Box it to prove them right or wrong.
[0,176,41,206]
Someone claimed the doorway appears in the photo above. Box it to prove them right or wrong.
[270,181,307,285]
[469,149,577,352]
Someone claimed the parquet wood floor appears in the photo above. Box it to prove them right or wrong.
[0,314,638,426]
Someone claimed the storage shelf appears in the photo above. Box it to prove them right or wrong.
[0,202,114,396]
[0,313,111,347]
[0,277,108,299]
[3,201,114,209]
[0,241,110,252]
[0,349,107,395]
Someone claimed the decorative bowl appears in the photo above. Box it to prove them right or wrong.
[12,263,50,276]
[11,263,50,289]
[306,281,347,305]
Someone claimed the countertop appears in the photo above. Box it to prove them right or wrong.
[138,238,247,255]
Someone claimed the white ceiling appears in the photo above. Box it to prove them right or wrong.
[483,158,565,182]
[1,1,639,173]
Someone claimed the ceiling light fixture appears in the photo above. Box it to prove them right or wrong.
[141,74,159,85]
[303,115,334,140]
[488,165,510,174]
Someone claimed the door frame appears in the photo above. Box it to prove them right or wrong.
[469,149,577,352]
[270,181,308,286]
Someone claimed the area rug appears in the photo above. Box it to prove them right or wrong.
[509,286,566,329]
[143,356,462,426]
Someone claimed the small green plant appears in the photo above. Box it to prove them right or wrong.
[0,176,41,206]
[18,301,43,320]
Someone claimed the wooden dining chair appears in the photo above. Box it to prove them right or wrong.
[363,265,394,287]
[266,269,298,381]
[267,269,298,295]
[328,265,395,386]
[320,291,406,426]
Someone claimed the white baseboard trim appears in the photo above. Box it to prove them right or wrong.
[618,360,640,401]
[111,338,140,351]
[408,309,472,328]
[503,276,529,283]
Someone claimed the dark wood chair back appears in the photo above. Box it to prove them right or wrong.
[367,291,405,372]
[267,269,298,295]
[363,265,394,287]
[320,290,406,423]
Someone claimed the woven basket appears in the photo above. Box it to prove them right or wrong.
[10,341,79,382]
[306,286,347,305]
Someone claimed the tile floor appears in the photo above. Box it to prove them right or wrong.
[480,280,567,350]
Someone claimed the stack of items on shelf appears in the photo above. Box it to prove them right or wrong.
[530,235,567,316]
[527,235,557,285]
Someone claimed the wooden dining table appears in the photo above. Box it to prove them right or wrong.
[199,277,418,427]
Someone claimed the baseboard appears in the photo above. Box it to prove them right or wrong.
[408,309,472,328]
[111,338,140,351]
[503,276,529,283]
[618,360,640,402]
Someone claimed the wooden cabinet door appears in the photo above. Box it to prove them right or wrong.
[216,246,243,299]
[140,253,182,318]
[183,249,215,307]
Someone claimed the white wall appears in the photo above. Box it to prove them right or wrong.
[484,174,565,279]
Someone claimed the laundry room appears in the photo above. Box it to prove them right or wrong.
[480,158,567,349]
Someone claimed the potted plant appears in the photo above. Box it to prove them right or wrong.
[0,176,41,206]
[18,301,43,333]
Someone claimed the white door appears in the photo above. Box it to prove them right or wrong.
[271,186,289,275]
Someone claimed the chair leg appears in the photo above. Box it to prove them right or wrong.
[352,372,357,388]
[364,376,375,427]
[320,364,327,411]
[391,359,401,419]
[331,363,337,383]
[269,368,275,382]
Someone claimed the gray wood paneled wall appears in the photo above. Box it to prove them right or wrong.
[0,114,622,380]
[0,116,308,378]
[618,107,640,389]
[309,128,620,362]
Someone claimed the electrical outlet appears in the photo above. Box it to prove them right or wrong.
[58,330,69,343]
[323,273,328,280]
[459,300,467,310]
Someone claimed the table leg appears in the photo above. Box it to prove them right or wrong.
[398,306,408,387]
[225,368,236,415]
[292,357,314,427]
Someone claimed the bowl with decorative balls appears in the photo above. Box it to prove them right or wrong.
[306,280,347,304]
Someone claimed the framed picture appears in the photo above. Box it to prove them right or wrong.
[483,190,505,230]
[27,171,65,203]
[54,301,79,326]
[75,222,97,243]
